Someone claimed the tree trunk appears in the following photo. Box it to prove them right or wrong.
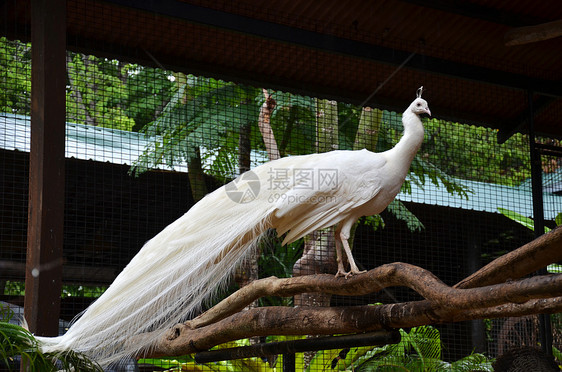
[354,106,381,151]
[235,91,278,322]
[293,99,339,299]
[66,53,96,126]
[238,121,252,174]
[187,148,208,203]
[258,89,279,160]
[292,98,339,367]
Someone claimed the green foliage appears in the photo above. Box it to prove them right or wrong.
[66,53,143,131]
[386,200,424,232]
[258,237,304,307]
[316,326,493,372]
[2,281,107,298]
[497,207,557,234]
[346,326,443,372]
[497,207,549,233]
[270,91,317,156]
[0,37,32,114]
[0,38,175,131]
[337,102,363,150]
[2,281,24,296]
[422,119,531,186]
[121,65,175,131]
[132,77,262,177]
[552,345,562,364]
[138,327,493,372]
[0,305,102,372]
[61,284,108,298]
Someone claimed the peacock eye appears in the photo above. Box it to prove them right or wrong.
[416,103,421,106]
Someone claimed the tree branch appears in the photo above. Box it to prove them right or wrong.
[455,225,562,289]
[141,226,562,359]
[258,89,279,161]
[146,291,562,358]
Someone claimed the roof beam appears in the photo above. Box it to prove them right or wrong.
[496,96,556,144]
[398,0,547,27]
[505,19,562,46]
[104,0,562,99]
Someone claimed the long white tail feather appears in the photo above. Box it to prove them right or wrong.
[35,165,279,367]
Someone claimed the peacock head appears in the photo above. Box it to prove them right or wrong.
[410,97,431,117]
[410,86,431,116]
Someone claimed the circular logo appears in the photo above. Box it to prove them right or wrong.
[225,170,261,204]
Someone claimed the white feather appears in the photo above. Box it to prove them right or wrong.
[35,95,430,367]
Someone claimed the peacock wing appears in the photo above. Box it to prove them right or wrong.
[271,150,386,244]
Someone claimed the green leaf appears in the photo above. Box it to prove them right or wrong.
[386,200,424,232]
[497,207,551,233]
[449,353,494,371]
[555,212,562,226]
[0,320,102,372]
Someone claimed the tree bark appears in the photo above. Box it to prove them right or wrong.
[66,53,96,126]
[316,99,338,153]
[137,226,562,359]
[293,229,337,307]
[258,89,279,161]
[354,106,381,151]
[144,271,562,357]
[187,148,208,203]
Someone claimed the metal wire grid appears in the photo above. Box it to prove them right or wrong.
[1,3,561,371]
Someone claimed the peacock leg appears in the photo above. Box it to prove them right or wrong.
[335,221,366,278]
[334,235,348,278]
[340,235,366,278]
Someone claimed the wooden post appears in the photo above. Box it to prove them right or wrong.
[24,0,66,336]
[528,90,553,355]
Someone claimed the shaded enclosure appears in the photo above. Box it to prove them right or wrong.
[1,0,562,370]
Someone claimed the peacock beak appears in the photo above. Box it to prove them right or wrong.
[425,108,431,116]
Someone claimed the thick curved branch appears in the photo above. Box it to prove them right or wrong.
[186,262,439,329]
[188,222,562,329]
[142,226,562,358]
[145,293,562,358]
[143,272,562,358]
[456,226,562,289]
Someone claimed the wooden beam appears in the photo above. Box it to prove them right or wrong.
[505,19,562,46]
[399,0,546,27]
[1,261,118,286]
[24,0,66,336]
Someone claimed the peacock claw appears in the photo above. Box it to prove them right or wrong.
[335,269,367,279]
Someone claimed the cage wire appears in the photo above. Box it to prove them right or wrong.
[1,3,562,372]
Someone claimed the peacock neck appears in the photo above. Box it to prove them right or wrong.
[389,110,425,165]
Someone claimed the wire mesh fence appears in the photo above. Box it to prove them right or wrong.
[1,3,561,371]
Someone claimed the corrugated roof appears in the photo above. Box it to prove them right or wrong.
[0,113,171,169]
[397,176,562,221]
[0,113,268,175]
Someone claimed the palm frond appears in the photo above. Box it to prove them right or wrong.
[0,321,103,372]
